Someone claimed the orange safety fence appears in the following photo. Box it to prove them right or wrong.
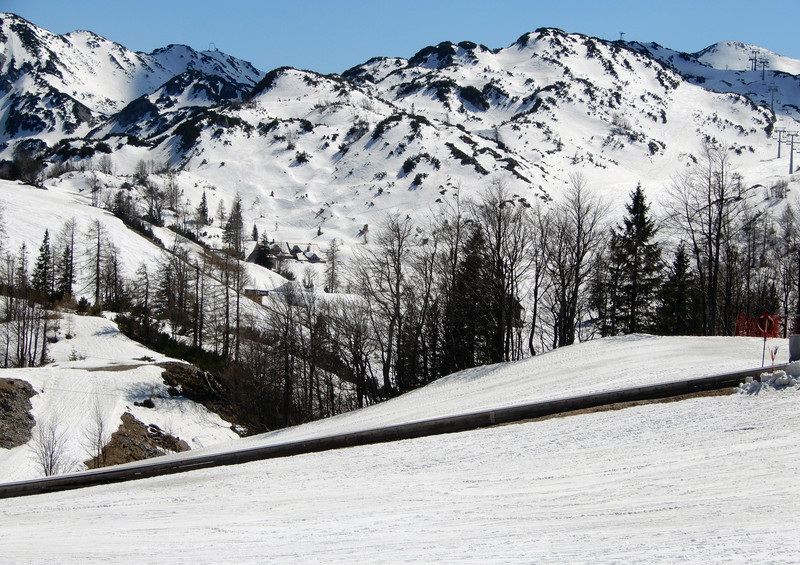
[734,312,784,338]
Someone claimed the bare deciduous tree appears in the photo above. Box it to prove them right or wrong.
[30,416,71,477]
[83,401,110,468]
[545,173,609,348]
[665,143,750,335]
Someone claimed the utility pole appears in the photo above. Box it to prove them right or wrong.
[619,31,625,42]
[768,84,779,114]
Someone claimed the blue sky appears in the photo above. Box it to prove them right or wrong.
[5,0,799,74]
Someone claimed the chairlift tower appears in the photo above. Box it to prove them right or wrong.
[760,59,770,81]
[768,84,779,114]
[788,132,798,175]
[749,51,759,71]
[775,127,785,158]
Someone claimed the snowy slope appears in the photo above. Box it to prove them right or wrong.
[1,334,797,563]
[149,333,789,455]
[0,313,239,483]
[0,178,293,297]
[630,39,800,124]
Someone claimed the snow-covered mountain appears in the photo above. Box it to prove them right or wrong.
[629,39,800,122]
[0,16,798,254]
[0,13,262,149]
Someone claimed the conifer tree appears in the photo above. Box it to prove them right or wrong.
[55,219,76,299]
[195,191,209,229]
[56,245,75,298]
[656,243,699,335]
[215,199,227,226]
[32,230,53,298]
[594,185,662,334]
[223,194,244,258]
[15,242,29,291]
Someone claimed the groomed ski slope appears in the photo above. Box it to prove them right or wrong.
[2,332,799,563]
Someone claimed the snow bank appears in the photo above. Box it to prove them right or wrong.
[738,364,800,394]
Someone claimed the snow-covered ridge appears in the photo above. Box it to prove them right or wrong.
[2,331,798,563]
[3,15,799,264]
[0,12,264,146]
[695,40,800,75]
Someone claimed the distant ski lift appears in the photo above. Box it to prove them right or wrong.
[209,42,218,52]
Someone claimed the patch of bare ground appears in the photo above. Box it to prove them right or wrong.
[85,412,189,469]
[158,362,242,431]
[0,378,37,449]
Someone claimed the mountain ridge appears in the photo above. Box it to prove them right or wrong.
[0,13,797,253]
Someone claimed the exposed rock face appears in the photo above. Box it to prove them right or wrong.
[0,378,37,449]
[85,411,189,469]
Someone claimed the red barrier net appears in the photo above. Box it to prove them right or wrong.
[734,312,783,338]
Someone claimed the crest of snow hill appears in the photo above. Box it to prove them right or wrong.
[1,14,800,451]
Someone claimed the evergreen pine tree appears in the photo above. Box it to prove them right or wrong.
[15,243,29,291]
[441,225,489,373]
[597,185,663,334]
[55,220,76,300]
[56,244,75,298]
[656,243,700,335]
[215,199,227,226]
[32,229,53,298]
[195,191,209,228]
[589,247,622,336]
[223,194,244,257]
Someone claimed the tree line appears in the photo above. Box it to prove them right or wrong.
[336,142,798,401]
[2,142,796,435]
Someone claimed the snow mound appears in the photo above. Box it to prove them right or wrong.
[738,367,800,394]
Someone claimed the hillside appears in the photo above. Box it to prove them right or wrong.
[2,333,798,563]
[0,312,238,483]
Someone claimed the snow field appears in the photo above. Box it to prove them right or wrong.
[0,313,798,562]
[1,367,798,563]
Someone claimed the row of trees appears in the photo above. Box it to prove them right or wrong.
[593,143,795,338]
[345,175,606,396]
[341,143,798,399]
[3,142,796,435]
